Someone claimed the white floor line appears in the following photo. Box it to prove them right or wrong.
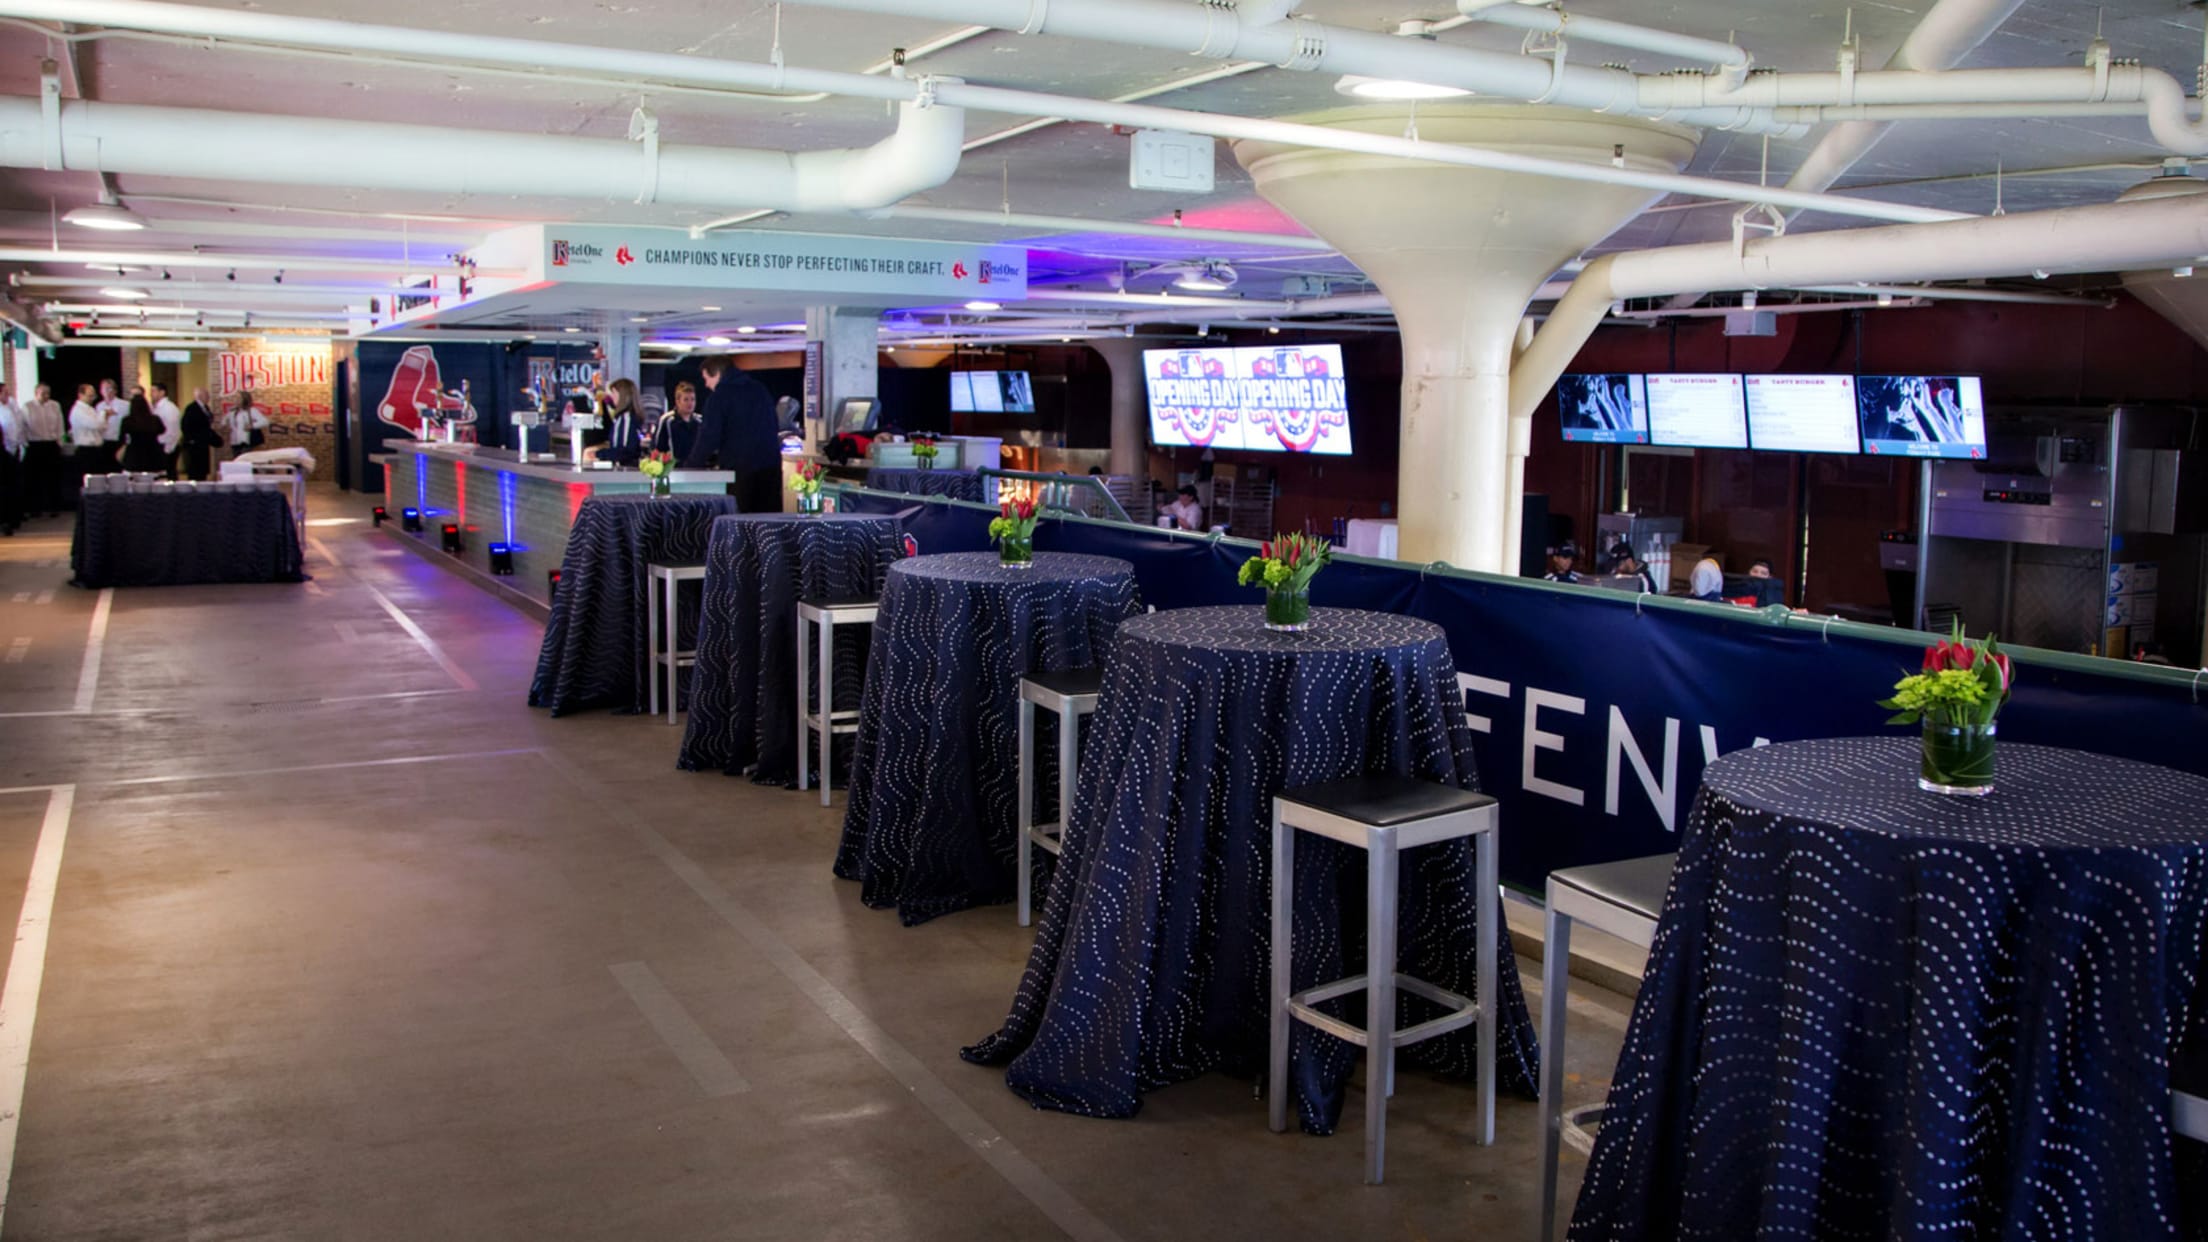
[609,962,750,1098]
[0,785,75,1235]
[29,592,49,607]
[307,536,341,568]
[312,688,464,706]
[541,756,1125,1242]
[362,583,479,692]
[70,590,110,713]
[3,639,26,665]
[0,747,540,797]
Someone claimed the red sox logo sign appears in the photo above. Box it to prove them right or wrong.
[375,345,477,438]
[615,246,635,266]
[951,262,968,280]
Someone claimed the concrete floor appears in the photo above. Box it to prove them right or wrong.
[0,488,1634,1241]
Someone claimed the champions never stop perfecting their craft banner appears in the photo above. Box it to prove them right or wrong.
[1143,344,1353,455]
[844,492,2208,892]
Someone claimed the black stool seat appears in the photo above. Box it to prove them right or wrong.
[1551,853,1675,923]
[1277,776,1495,827]
[802,594,880,610]
[1023,666,1106,699]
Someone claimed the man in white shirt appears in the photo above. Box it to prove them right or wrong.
[225,391,271,458]
[68,384,109,498]
[0,386,25,534]
[96,379,127,454]
[149,382,184,479]
[21,383,63,517]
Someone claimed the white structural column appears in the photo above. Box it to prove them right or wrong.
[806,307,881,446]
[600,315,641,389]
[1233,105,1699,573]
[1083,337,1150,478]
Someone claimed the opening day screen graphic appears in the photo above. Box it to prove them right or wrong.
[1144,344,1353,454]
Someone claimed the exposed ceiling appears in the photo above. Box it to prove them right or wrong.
[4,0,2204,347]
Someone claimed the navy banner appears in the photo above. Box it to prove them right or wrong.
[846,491,2208,892]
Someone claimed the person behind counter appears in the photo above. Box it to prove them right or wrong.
[1605,542,1659,594]
[1544,541,1583,584]
[1748,558,1776,579]
[1689,556,1726,602]
[652,381,704,464]
[118,394,169,474]
[1161,484,1205,530]
[698,355,779,513]
[594,378,648,466]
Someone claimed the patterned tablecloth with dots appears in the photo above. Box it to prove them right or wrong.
[676,513,902,786]
[833,551,1139,926]
[528,494,736,717]
[863,467,986,503]
[962,605,1542,1136]
[1571,736,2208,1241]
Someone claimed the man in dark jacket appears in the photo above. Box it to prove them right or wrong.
[696,356,781,512]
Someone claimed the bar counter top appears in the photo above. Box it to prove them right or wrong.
[373,440,735,488]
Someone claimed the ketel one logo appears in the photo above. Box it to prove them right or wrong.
[551,240,604,267]
[615,245,635,266]
[976,259,1019,285]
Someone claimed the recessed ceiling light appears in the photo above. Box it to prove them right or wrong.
[102,287,150,300]
[63,193,148,232]
[700,304,722,312]
[1174,264,1235,292]
[965,300,1002,312]
[707,334,733,345]
[628,315,650,323]
[563,325,581,333]
[1335,75,1473,101]
[736,325,758,334]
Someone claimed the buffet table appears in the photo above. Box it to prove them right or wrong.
[378,442,733,606]
[72,488,304,588]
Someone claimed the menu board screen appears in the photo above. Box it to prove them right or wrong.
[1557,374,1649,445]
[1646,373,1749,449]
[1856,375,1987,459]
[1744,374,1863,454]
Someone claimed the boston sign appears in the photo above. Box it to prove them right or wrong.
[216,348,331,397]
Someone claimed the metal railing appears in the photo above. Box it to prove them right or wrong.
[976,468,1135,525]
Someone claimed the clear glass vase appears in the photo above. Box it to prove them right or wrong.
[1920,720,1996,796]
[649,473,672,498]
[917,454,937,471]
[1264,588,1311,632]
[999,537,1033,568]
[795,490,823,515]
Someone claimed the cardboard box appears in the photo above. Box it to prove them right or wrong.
[2109,561,2159,596]
[2105,592,2158,628]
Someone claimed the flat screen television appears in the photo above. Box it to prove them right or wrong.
[1744,374,1862,454]
[1557,373,1649,445]
[831,397,879,436]
[1856,375,1987,459]
[1645,373,1749,449]
[1143,343,1351,454]
[950,370,1035,414]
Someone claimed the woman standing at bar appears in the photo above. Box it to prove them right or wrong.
[118,394,168,474]
[594,378,646,466]
[179,388,218,481]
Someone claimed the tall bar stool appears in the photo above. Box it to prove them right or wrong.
[1015,666,1105,926]
[1537,853,1675,1242]
[647,560,708,724]
[796,597,879,807]
[1269,776,1501,1185]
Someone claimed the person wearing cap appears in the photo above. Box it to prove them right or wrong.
[1544,541,1583,584]
[1605,541,1659,593]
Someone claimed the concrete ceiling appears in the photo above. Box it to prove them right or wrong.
[6,0,2205,341]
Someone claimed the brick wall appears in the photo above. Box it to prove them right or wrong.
[209,335,337,479]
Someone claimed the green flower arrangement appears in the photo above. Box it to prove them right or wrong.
[638,453,673,497]
[1880,621,2013,795]
[1239,532,1331,631]
[790,460,828,513]
[988,496,1040,566]
[912,433,941,468]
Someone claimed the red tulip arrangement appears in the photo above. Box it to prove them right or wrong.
[912,433,941,467]
[989,496,1040,566]
[1240,532,1331,630]
[1881,620,2013,794]
[790,459,829,511]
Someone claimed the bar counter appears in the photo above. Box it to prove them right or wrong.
[376,442,734,606]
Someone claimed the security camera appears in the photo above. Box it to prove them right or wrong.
[274,270,284,284]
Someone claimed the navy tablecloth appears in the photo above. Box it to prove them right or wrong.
[833,551,1138,926]
[677,512,903,785]
[962,606,1541,1134]
[1572,737,2208,1241]
[72,489,304,588]
[528,494,736,717]
[864,467,985,502]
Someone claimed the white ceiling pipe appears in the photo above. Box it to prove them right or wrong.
[872,206,1336,252]
[5,93,965,215]
[1512,192,2208,427]
[1607,298,1925,320]
[0,247,502,275]
[11,0,1952,226]
[1457,2,1751,77]
[1781,0,2028,199]
[777,0,1794,134]
[1794,283,2115,307]
[14,275,410,295]
[941,82,1955,224]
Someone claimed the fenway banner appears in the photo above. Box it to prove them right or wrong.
[217,348,330,397]
[845,493,2208,892]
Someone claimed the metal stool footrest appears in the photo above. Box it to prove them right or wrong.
[647,561,709,724]
[1015,669,1103,927]
[1285,972,1480,1050]
[796,599,880,808]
